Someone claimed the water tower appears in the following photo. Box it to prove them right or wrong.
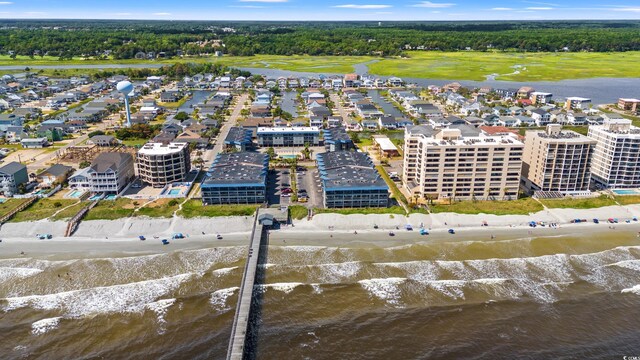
[116,80,134,127]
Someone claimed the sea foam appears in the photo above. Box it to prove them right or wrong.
[2,273,193,317]
[31,317,61,335]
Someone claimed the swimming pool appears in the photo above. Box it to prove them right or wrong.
[68,190,83,198]
[612,189,640,195]
[168,189,182,196]
[105,195,117,200]
[281,155,298,159]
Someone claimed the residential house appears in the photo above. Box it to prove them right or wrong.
[68,167,92,190]
[531,109,551,126]
[21,138,49,148]
[91,135,117,147]
[37,164,73,187]
[88,152,135,194]
[0,162,28,196]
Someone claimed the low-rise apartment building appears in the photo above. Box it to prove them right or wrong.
[136,142,190,187]
[589,119,640,188]
[257,127,320,147]
[316,151,389,208]
[200,152,268,205]
[403,124,524,201]
[522,124,596,194]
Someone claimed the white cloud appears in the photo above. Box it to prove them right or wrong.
[411,1,455,8]
[375,11,393,14]
[525,7,553,10]
[113,12,132,16]
[611,7,640,12]
[333,4,392,9]
[0,2,13,5]
[152,12,171,16]
[491,7,513,11]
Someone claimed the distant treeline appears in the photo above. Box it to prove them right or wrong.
[89,63,251,80]
[1,20,639,58]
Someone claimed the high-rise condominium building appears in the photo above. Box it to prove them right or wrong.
[403,124,524,201]
[522,124,596,194]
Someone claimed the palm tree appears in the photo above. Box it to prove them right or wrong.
[193,157,205,169]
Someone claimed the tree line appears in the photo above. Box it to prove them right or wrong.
[0,20,639,58]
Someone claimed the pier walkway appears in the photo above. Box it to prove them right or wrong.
[226,210,265,360]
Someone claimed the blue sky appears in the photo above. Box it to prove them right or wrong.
[0,0,639,20]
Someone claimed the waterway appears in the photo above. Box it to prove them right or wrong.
[367,90,405,118]
[279,91,300,118]
[1,61,637,106]
[178,90,213,112]
[2,230,640,359]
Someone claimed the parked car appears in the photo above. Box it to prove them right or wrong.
[281,188,293,194]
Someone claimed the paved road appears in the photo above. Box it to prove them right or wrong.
[205,93,248,167]
[22,118,112,173]
[330,92,350,121]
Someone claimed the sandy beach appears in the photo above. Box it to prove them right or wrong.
[1,204,640,259]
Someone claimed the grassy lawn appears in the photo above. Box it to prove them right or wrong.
[136,198,180,218]
[430,197,544,215]
[121,139,149,147]
[289,205,308,220]
[10,199,80,222]
[177,200,258,218]
[157,95,190,109]
[0,199,31,219]
[369,51,640,81]
[614,195,640,206]
[314,206,407,215]
[51,201,87,221]
[540,195,617,209]
[375,165,408,206]
[85,198,137,220]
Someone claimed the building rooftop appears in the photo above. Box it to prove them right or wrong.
[323,127,352,144]
[316,151,388,191]
[408,124,523,146]
[225,127,252,145]
[202,152,268,187]
[0,161,26,176]
[373,136,397,151]
[257,126,319,134]
[91,152,132,173]
[138,142,188,155]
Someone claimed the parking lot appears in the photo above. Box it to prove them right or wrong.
[266,166,323,208]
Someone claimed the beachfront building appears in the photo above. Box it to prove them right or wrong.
[0,162,28,196]
[403,124,524,201]
[522,124,596,194]
[224,127,253,152]
[323,127,353,152]
[200,152,268,205]
[588,119,640,189]
[88,152,135,194]
[256,127,320,147]
[316,151,389,208]
[136,142,191,187]
[69,167,92,190]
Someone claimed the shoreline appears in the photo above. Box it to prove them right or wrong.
[2,204,640,259]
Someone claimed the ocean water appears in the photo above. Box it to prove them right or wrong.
[2,232,640,359]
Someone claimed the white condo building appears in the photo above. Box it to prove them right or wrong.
[137,142,191,187]
[403,124,524,201]
[522,124,596,194]
[588,119,640,189]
